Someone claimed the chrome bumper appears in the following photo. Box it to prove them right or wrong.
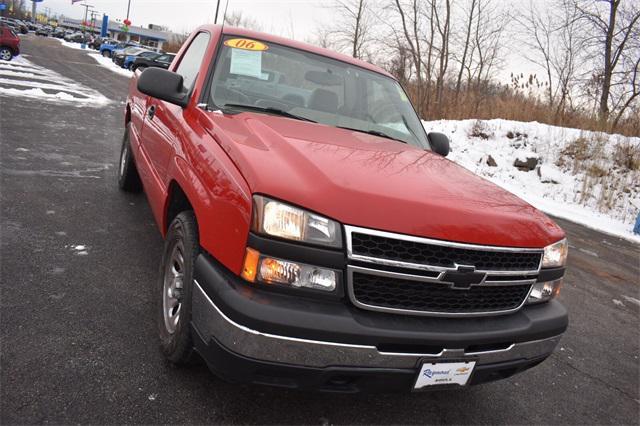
[192,281,562,369]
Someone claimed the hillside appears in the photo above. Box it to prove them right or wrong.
[423,119,640,242]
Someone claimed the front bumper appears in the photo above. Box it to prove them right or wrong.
[192,254,567,391]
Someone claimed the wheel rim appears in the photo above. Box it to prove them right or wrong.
[162,239,185,334]
[119,142,127,177]
[0,50,11,61]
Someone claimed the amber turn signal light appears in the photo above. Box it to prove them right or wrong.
[241,247,260,282]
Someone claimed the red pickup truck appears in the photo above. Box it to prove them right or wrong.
[121,25,568,392]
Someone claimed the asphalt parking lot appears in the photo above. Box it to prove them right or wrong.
[1,35,639,425]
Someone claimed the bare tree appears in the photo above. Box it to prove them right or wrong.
[454,0,478,98]
[516,1,556,105]
[611,47,640,128]
[388,0,429,116]
[466,0,506,113]
[309,26,337,50]
[516,0,583,116]
[433,0,452,113]
[224,10,262,31]
[575,0,640,123]
[327,0,375,60]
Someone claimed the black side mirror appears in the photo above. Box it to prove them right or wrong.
[427,132,450,157]
[137,68,188,108]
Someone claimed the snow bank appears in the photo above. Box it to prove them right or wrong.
[423,119,640,242]
[53,38,134,78]
[0,87,79,102]
[87,53,134,78]
[53,38,87,51]
[0,56,110,106]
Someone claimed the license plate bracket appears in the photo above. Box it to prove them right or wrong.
[413,361,476,389]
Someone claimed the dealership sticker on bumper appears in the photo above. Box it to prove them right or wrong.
[414,361,476,388]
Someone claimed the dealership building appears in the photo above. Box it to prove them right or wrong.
[58,17,171,50]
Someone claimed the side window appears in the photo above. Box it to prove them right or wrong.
[175,32,210,90]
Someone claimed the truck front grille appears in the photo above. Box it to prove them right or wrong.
[345,226,542,317]
[351,271,532,315]
[351,232,542,272]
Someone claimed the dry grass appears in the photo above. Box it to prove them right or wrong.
[468,120,491,139]
[554,132,638,218]
[402,81,640,137]
[558,134,607,174]
[613,141,640,171]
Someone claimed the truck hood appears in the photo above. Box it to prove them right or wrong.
[207,112,564,248]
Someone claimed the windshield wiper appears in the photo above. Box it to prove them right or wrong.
[337,126,407,144]
[221,103,317,123]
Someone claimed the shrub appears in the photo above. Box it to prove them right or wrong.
[613,141,640,171]
[469,120,491,139]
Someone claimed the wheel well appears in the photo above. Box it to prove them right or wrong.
[165,182,194,232]
[125,105,131,125]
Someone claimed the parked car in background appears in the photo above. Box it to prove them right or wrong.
[0,24,20,61]
[90,37,117,50]
[131,52,175,72]
[0,18,28,34]
[0,20,18,34]
[13,20,28,34]
[100,41,138,58]
[113,46,149,67]
[52,28,66,38]
[64,32,88,43]
[123,49,161,70]
[35,26,52,37]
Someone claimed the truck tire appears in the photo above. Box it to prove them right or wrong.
[102,50,111,58]
[117,125,142,192]
[157,211,199,365]
[0,47,13,61]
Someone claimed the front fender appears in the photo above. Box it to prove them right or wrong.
[166,149,252,275]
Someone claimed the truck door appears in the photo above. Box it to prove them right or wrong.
[138,32,211,187]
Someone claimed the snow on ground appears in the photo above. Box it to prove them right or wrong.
[423,119,640,242]
[52,38,86,51]
[53,38,134,78]
[0,55,110,106]
[86,53,134,78]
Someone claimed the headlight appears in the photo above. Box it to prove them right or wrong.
[252,195,342,248]
[542,239,568,268]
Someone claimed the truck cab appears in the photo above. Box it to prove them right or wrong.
[120,25,568,392]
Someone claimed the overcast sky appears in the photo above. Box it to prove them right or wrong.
[40,0,331,38]
[40,0,546,83]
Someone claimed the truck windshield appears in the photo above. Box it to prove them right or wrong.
[209,36,429,149]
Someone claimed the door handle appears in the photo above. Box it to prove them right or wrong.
[147,105,156,120]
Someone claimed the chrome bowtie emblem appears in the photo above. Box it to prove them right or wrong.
[441,264,487,289]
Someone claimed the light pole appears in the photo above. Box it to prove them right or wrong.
[126,0,131,20]
[80,3,93,34]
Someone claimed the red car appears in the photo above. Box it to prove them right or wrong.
[0,24,20,61]
[121,25,568,392]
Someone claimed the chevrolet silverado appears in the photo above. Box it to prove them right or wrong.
[120,25,569,392]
